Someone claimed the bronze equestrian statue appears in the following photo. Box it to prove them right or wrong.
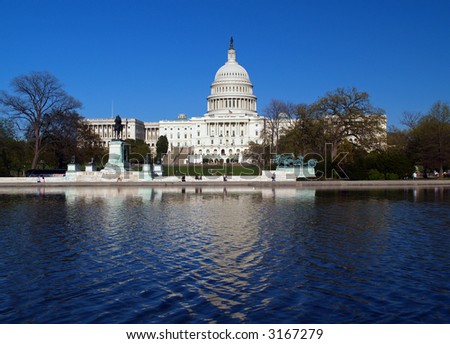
[113,115,124,140]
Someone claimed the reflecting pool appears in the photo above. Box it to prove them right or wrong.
[0,186,449,323]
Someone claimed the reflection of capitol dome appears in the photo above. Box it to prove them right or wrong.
[207,37,257,116]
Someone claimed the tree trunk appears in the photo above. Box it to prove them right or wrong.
[31,128,41,169]
[31,144,40,169]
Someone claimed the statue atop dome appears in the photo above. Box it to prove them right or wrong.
[229,36,234,50]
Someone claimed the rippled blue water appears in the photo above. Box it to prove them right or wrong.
[0,186,449,324]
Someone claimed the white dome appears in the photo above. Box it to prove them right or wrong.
[207,39,257,115]
[214,60,250,82]
[213,42,251,84]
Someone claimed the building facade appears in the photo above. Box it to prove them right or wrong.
[87,118,160,150]
[86,39,387,160]
[86,39,264,161]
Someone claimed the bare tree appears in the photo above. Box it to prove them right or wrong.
[401,111,422,129]
[312,88,386,155]
[0,72,82,169]
[290,103,325,156]
[262,99,296,152]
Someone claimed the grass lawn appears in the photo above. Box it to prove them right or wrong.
[165,164,263,176]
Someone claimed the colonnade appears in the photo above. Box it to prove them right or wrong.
[145,127,159,141]
[206,121,249,137]
[91,124,114,139]
[207,97,256,112]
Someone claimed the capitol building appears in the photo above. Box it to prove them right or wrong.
[87,39,265,162]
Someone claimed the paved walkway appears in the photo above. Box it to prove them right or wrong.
[1,177,449,188]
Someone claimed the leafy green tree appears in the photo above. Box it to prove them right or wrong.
[387,125,409,151]
[155,135,168,162]
[0,119,28,176]
[0,72,82,169]
[244,141,272,170]
[343,147,413,180]
[26,111,106,169]
[372,149,414,180]
[278,103,326,156]
[41,110,82,168]
[125,139,151,164]
[75,120,108,169]
[407,102,450,176]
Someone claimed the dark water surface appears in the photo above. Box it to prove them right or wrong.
[0,186,449,323]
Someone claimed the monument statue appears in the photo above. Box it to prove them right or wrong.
[113,115,124,140]
[273,153,316,179]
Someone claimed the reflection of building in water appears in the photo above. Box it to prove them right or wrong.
[151,186,316,200]
[147,186,315,320]
[260,188,316,200]
[7,186,316,205]
[156,190,263,321]
[63,187,158,205]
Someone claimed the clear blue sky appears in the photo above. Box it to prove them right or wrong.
[1,0,449,128]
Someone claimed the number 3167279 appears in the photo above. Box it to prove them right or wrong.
[268,328,324,340]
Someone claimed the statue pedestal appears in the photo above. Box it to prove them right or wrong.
[275,165,316,180]
[101,140,129,178]
[142,164,153,180]
[152,164,163,177]
[67,163,81,172]
[85,164,95,172]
